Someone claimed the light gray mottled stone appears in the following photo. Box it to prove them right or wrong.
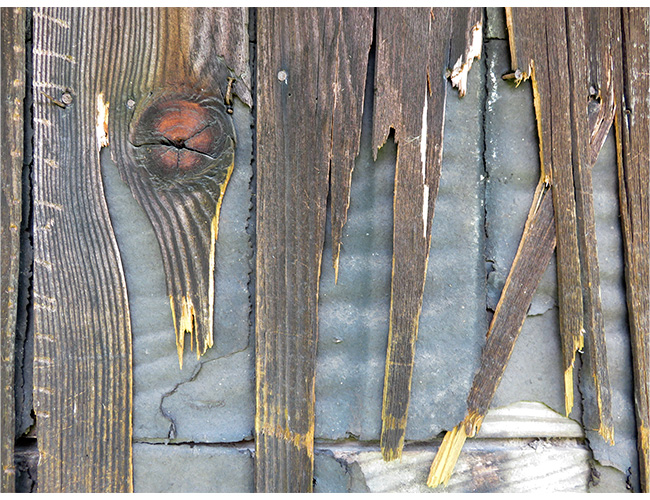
[331,439,590,493]
[316,47,486,441]
[477,401,583,438]
[486,7,507,40]
[588,463,631,493]
[102,99,253,441]
[161,349,254,442]
[133,443,254,492]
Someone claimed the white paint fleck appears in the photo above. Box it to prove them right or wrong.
[96,93,109,149]
[423,184,430,238]
[420,93,428,182]
[420,92,429,238]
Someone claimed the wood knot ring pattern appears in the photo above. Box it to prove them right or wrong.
[129,91,235,190]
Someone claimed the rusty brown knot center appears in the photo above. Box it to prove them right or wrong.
[129,91,235,189]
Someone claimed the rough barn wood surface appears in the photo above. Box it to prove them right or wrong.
[30,8,133,491]
[255,8,373,491]
[1,6,25,493]
[2,6,648,493]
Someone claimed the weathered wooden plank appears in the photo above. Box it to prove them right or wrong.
[1,6,26,493]
[329,8,374,281]
[255,7,372,492]
[107,8,248,369]
[373,6,450,462]
[566,8,615,442]
[32,7,132,492]
[508,8,586,418]
[507,7,615,432]
[428,7,622,488]
[613,7,650,492]
[373,7,483,462]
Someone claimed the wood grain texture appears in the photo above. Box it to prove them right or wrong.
[31,7,132,492]
[374,7,450,462]
[428,7,627,488]
[106,8,248,368]
[466,186,556,427]
[507,7,614,436]
[255,7,372,492]
[329,9,374,281]
[613,7,649,491]
[507,7,586,419]
[566,8,615,441]
[373,7,483,462]
[1,6,26,493]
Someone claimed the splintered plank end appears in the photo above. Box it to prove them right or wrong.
[427,424,468,488]
[427,411,484,489]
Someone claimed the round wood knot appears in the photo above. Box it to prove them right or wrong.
[129,91,235,189]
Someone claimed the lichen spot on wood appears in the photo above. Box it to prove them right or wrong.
[128,90,236,189]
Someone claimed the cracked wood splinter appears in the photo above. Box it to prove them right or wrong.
[375,7,483,462]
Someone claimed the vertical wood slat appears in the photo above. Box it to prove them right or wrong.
[506,6,614,437]
[373,7,483,462]
[511,7,586,418]
[255,7,372,492]
[567,7,619,447]
[373,7,451,462]
[106,8,249,368]
[31,8,132,491]
[329,9,375,281]
[1,6,26,493]
[614,7,649,492]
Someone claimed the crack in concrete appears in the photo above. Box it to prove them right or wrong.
[159,342,252,442]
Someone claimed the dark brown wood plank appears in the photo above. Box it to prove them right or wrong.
[329,8,374,281]
[373,7,483,462]
[255,7,372,492]
[428,7,620,487]
[106,8,248,368]
[566,7,615,443]
[373,7,450,462]
[31,7,132,491]
[1,6,26,493]
[428,183,556,488]
[614,7,649,492]
[508,7,586,418]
